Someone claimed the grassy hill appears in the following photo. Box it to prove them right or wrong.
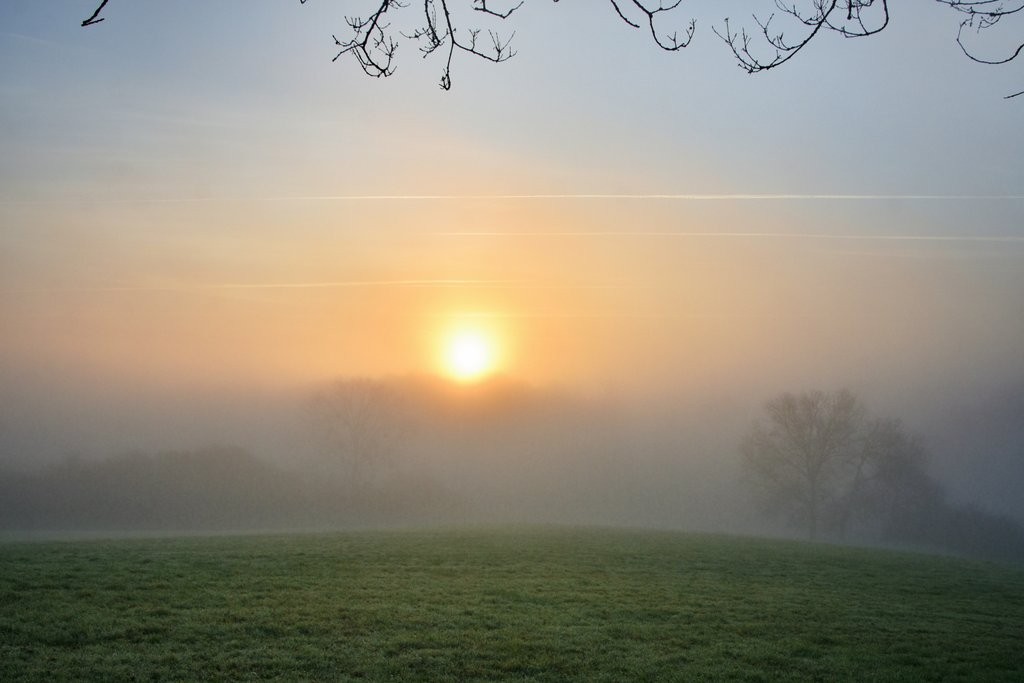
[1,527,1022,681]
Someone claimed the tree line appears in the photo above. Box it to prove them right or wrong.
[743,389,1024,561]
[0,445,452,531]
[1,380,1021,562]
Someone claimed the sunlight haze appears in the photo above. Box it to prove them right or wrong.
[1,1,1023,528]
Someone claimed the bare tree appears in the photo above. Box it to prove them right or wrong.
[741,389,955,542]
[742,389,865,540]
[80,2,1020,95]
[310,378,411,487]
[833,417,938,540]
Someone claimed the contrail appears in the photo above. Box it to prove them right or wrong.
[6,279,633,294]
[227,193,1024,201]
[3,193,1024,205]
[425,311,685,319]
[436,231,1024,243]
[195,279,629,290]
[184,279,524,290]
[302,193,1024,201]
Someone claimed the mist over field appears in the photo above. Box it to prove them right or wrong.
[4,4,1024,681]
[2,3,1024,564]
[2,368,1023,562]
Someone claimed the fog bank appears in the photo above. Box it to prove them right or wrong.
[3,374,1022,562]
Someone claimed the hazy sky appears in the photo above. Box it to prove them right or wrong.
[1,2,1023,515]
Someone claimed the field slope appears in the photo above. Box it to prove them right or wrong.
[1,527,1022,681]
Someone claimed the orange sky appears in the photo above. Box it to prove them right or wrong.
[2,3,1024,530]
[4,195,1022,404]
[1,2,1022,403]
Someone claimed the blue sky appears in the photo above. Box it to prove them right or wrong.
[3,2,1022,201]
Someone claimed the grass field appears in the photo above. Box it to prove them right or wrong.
[1,527,1022,681]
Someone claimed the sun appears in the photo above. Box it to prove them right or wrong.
[443,328,497,382]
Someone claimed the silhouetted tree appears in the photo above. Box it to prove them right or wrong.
[934,503,1024,563]
[848,418,944,541]
[80,1,1022,96]
[741,389,865,540]
[0,446,305,531]
[742,390,1024,559]
[309,378,412,487]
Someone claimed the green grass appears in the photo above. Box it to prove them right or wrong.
[1,527,1022,681]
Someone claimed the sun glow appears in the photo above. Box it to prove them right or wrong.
[443,328,498,382]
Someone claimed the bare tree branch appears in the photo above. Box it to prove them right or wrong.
[431,0,519,90]
[79,1,1022,97]
[81,0,109,27]
[713,1,892,74]
[616,1,696,51]
[954,12,1024,65]
[474,0,525,19]
[329,0,403,79]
